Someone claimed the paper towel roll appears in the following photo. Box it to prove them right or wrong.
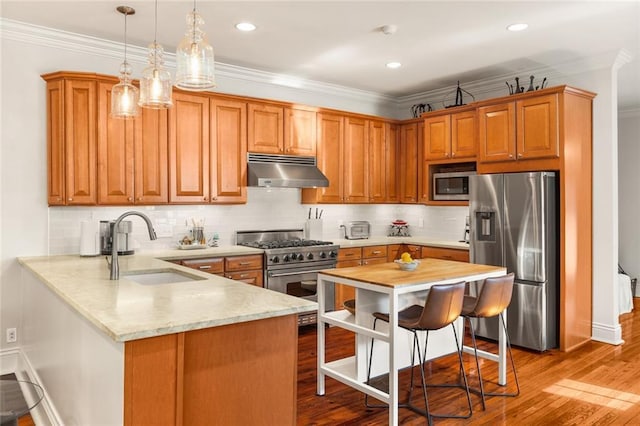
[80,220,100,256]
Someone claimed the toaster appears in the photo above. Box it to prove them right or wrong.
[341,221,370,240]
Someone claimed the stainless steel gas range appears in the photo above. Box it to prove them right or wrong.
[236,229,338,325]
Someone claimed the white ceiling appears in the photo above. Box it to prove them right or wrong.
[2,1,639,109]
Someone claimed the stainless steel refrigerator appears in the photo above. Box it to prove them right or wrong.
[469,172,558,351]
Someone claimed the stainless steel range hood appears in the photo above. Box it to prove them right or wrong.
[247,154,329,188]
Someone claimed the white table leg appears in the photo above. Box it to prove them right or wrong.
[498,308,507,386]
[388,292,399,426]
[317,276,326,395]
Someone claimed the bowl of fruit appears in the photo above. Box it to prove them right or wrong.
[394,252,420,271]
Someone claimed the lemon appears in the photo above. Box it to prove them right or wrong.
[400,252,413,263]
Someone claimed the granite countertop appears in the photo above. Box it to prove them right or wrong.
[333,237,469,250]
[18,254,316,343]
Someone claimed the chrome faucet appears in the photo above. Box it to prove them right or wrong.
[110,211,157,280]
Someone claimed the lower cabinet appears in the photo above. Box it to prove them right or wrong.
[124,315,298,425]
[178,254,264,287]
[421,246,469,262]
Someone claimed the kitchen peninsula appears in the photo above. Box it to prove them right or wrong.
[18,250,316,425]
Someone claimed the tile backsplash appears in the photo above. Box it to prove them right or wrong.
[48,188,468,255]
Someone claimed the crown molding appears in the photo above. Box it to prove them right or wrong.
[0,18,395,106]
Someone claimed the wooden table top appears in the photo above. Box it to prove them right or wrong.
[319,258,505,288]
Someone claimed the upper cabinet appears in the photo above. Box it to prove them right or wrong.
[343,117,369,203]
[169,92,211,203]
[399,120,421,203]
[45,75,97,205]
[385,122,400,203]
[478,93,558,164]
[210,99,247,203]
[368,120,386,203]
[248,102,316,155]
[424,109,476,161]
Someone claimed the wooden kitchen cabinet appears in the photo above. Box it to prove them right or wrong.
[335,247,362,307]
[362,245,388,265]
[404,244,423,260]
[301,113,344,203]
[181,257,225,275]
[225,254,264,287]
[343,117,369,203]
[424,109,476,161]
[385,123,400,203]
[368,120,386,203]
[399,120,421,203]
[387,244,403,261]
[478,93,558,164]
[169,91,210,203]
[247,102,284,154]
[44,74,97,205]
[421,246,469,262]
[210,99,247,203]
[97,82,168,205]
[284,107,317,155]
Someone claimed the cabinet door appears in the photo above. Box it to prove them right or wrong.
[343,117,369,203]
[517,94,559,160]
[362,245,388,259]
[135,108,169,204]
[225,254,264,272]
[247,102,284,154]
[97,82,134,205]
[421,246,469,262]
[405,244,422,260]
[284,107,316,156]
[64,79,97,205]
[387,244,402,261]
[423,115,451,160]
[478,102,516,163]
[210,99,247,203]
[368,120,386,202]
[226,270,263,287]
[169,92,210,203]
[399,122,419,203]
[314,113,344,203]
[47,80,65,205]
[451,110,477,159]
[181,257,225,274]
[385,123,399,203]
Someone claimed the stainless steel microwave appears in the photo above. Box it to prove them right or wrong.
[433,171,475,201]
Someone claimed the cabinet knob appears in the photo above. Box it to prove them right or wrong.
[137,197,142,201]
[451,152,455,157]
[446,153,450,158]
[203,197,208,201]
[509,154,514,159]
[128,197,133,202]
[212,196,217,201]
[518,153,523,158]
[68,198,73,201]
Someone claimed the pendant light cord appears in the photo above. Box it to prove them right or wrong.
[192,0,197,42]
[153,0,158,69]
[123,10,128,64]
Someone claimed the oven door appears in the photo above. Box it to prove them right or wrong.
[266,264,336,323]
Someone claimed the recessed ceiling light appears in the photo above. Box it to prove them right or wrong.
[386,62,402,69]
[235,22,256,32]
[507,23,528,32]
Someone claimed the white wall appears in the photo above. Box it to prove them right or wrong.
[619,110,640,292]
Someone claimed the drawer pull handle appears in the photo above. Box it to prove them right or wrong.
[371,250,381,254]
[199,265,211,270]
[238,262,251,266]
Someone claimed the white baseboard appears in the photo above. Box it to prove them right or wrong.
[0,347,63,426]
[591,321,624,345]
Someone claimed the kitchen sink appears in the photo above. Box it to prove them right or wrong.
[123,269,207,285]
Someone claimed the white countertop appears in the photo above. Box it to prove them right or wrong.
[18,254,316,343]
[333,237,469,250]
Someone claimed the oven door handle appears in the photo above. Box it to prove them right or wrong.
[267,269,331,278]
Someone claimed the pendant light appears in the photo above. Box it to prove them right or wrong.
[174,0,216,91]
[139,0,172,109]
[111,6,139,118]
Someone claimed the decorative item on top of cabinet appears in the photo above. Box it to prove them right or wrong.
[44,73,97,205]
[421,246,469,262]
[478,92,559,165]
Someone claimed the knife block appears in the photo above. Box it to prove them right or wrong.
[305,219,323,240]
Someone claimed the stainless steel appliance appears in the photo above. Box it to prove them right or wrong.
[433,171,475,201]
[247,153,329,188]
[99,220,134,255]
[340,221,370,240]
[236,229,338,326]
[469,172,558,351]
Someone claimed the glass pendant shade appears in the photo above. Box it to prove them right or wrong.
[111,61,139,118]
[139,42,173,109]
[175,10,216,90]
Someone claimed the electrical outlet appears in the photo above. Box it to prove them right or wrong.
[6,328,17,343]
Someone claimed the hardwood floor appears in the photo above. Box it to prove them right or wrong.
[297,299,640,425]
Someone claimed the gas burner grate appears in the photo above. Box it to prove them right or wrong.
[239,239,334,250]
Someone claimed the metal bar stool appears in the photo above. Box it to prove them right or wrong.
[462,272,520,410]
[365,281,472,425]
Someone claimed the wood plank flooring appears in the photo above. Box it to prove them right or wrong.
[297,299,640,425]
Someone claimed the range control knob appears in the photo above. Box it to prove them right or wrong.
[307,252,314,260]
[270,256,280,264]
[283,254,290,262]
[297,253,304,261]
[319,252,327,259]
[329,250,338,258]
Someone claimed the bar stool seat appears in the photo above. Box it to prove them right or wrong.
[365,281,472,425]
[462,272,520,410]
